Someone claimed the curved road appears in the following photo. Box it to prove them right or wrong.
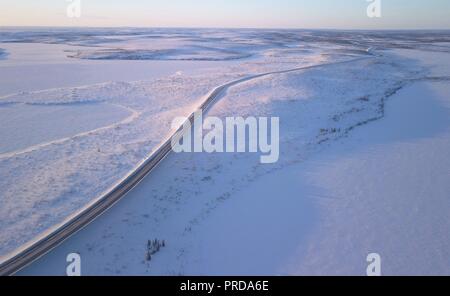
[0,55,370,275]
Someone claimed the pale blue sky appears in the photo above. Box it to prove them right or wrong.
[0,0,449,29]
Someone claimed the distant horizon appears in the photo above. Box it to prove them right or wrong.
[2,25,450,32]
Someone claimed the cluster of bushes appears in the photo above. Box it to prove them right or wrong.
[146,238,166,261]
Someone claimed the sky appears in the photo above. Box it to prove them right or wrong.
[0,0,449,29]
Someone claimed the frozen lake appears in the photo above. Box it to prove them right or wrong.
[0,102,132,155]
[0,42,233,96]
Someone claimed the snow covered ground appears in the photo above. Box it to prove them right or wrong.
[1,29,449,275]
[0,28,338,261]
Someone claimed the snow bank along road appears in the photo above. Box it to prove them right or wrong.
[0,56,370,275]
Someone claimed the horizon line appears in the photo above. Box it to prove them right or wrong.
[1,25,450,32]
